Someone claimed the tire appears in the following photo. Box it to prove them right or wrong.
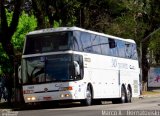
[126,87,132,103]
[112,86,126,104]
[81,86,92,106]
[120,86,126,103]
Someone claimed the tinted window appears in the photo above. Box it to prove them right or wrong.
[72,31,83,51]
[90,34,101,54]
[125,42,132,58]
[131,44,138,59]
[125,42,138,59]
[24,32,71,54]
[23,54,72,84]
[100,36,110,55]
[81,32,92,52]
[117,40,125,57]
[109,38,118,57]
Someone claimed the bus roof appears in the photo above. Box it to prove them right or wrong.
[27,27,135,43]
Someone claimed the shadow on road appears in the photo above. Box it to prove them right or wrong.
[0,101,112,111]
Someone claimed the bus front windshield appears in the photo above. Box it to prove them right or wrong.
[22,54,73,84]
[24,31,72,55]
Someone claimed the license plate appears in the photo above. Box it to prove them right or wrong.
[43,96,52,100]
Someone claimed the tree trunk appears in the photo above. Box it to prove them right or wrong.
[141,40,149,82]
[0,0,23,103]
[32,0,47,29]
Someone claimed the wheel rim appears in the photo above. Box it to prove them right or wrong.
[121,92,125,103]
[121,88,126,103]
[86,88,92,104]
[127,89,131,102]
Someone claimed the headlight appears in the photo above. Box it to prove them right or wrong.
[60,94,70,98]
[27,97,31,101]
[31,97,36,100]
[27,96,36,101]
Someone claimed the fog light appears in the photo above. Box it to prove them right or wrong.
[60,94,64,98]
[31,97,36,100]
[27,97,31,101]
[65,94,70,97]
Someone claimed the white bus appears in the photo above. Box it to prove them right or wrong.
[21,27,140,105]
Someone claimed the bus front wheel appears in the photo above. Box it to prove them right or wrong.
[81,86,92,106]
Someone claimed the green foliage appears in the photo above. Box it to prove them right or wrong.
[6,10,13,26]
[106,0,149,43]
[12,11,37,52]
[0,44,10,74]
[149,32,160,64]
[0,11,37,74]
[1,0,160,75]
[53,20,61,28]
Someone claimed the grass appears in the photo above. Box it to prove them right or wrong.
[142,91,160,95]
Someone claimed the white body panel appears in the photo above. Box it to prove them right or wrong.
[23,81,86,103]
[22,27,140,103]
[23,51,140,103]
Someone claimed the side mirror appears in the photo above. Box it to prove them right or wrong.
[73,61,80,77]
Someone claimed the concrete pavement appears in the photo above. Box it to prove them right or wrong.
[0,90,160,110]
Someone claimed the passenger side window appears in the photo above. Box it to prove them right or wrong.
[131,44,138,60]
[72,31,83,51]
[81,32,92,52]
[90,34,102,54]
[117,40,125,58]
[100,36,110,55]
[109,38,118,57]
[125,43,138,59]
[125,42,132,58]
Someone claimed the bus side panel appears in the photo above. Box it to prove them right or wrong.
[119,58,140,98]
[83,54,120,99]
[82,53,140,99]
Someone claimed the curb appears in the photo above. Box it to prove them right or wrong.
[139,94,160,98]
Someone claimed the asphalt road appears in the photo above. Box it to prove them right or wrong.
[1,96,160,116]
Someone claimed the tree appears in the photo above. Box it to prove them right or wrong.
[141,0,160,82]
[0,0,24,74]
[30,0,80,29]
[12,11,37,52]
[149,32,160,64]
[75,0,127,30]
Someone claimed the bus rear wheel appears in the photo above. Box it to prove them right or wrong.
[112,86,126,104]
[81,86,92,106]
[126,87,132,103]
[121,86,126,103]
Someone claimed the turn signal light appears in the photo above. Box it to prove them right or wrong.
[59,86,73,91]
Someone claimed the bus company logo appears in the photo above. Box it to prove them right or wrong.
[44,88,48,92]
